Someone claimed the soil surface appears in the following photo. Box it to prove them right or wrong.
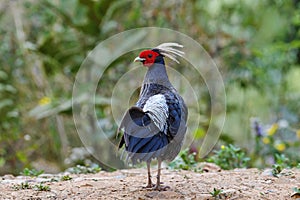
[1,165,300,200]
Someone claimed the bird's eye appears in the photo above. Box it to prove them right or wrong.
[148,54,153,58]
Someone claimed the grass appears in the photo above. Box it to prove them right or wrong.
[12,182,31,190]
[271,164,283,177]
[210,188,223,199]
[13,182,51,192]
[66,164,101,174]
[34,184,51,191]
[61,175,72,181]
[21,168,44,177]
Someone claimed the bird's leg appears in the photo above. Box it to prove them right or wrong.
[153,159,170,191]
[143,161,153,188]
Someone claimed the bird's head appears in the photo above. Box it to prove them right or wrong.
[134,49,162,67]
[134,43,185,67]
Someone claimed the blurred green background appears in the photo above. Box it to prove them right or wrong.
[1,0,300,175]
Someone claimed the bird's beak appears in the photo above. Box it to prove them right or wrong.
[134,57,146,62]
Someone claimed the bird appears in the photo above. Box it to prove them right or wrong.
[118,43,188,191]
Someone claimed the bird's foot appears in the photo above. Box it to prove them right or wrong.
[143,183,155,189]
[153,184,170,191]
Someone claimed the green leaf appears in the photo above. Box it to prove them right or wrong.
[194,128,205,139]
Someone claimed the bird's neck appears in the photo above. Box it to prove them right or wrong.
[143,60,172,88]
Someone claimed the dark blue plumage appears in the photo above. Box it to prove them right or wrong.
[119,84,185,164]
[118,43,187,190]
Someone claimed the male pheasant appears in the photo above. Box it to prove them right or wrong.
[118,43,188,190]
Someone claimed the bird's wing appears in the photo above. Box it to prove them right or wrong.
[159,93,187,161]
[119,106,159,143]
[118,94,169,152]
[165,92,187,138]
[118,106,161,149]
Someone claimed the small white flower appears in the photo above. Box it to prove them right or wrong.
[278,119,289,128]
[24,134,31,141]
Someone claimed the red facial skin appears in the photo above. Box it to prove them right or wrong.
[138,50,160,67]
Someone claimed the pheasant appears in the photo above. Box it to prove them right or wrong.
[118,43,188,190]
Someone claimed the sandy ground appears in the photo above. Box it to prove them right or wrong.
[1,166,300,200]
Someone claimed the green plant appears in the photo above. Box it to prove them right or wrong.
[21,168,44,177]
[168,149,198,171]
[12,182,31,190]
[34,184,51,191]
[66,164,101,174]
[50,178,59,182]
[271,164,283,177]
[293,187,300,194]
[61,175,72,181]
[210,188,223,199]
[207,144,250,170]
[291,187,300,198]
[274,154,290,168]
[251,119,300,168]
[270,154,292,177]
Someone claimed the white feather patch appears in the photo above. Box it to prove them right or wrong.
[143,94,168,132]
